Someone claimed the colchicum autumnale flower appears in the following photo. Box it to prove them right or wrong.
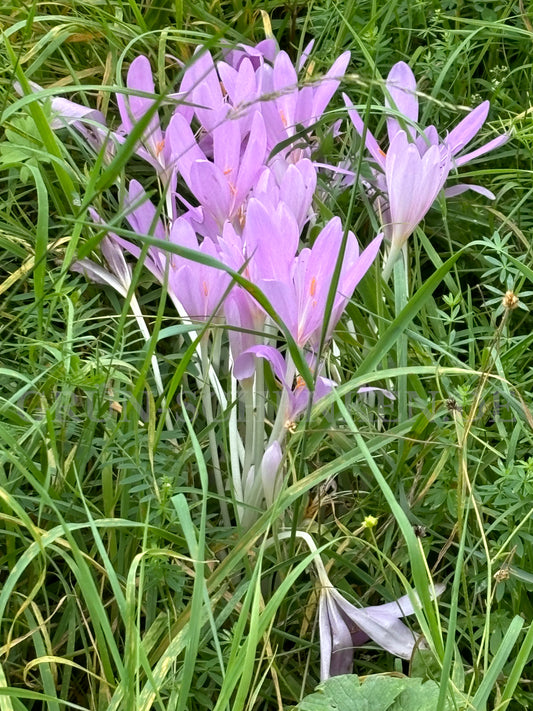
[319,580,445,680]
[343,61,509,279]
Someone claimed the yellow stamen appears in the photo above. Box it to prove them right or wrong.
[155,140,165,156]
[202,281,209,297]
[309,276,317,297]
[295,375,306,391]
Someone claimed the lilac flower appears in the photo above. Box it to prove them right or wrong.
[257,49,351,160]
[116,55,169,174]
[71,218,132,297]
[220,207,381,360]
[166,109,267,233]
[254,217,382,349]
[319,582,446,680]
[115,180,233,322]
[253,158,317,230]
[221,38,278,70]
[178,47,228,133]
[166,218,233,322]
[259,441,283,507]
[233,344,336,421]
[14,80,109,156]
[343,61,509,277]
[180,41,350,161]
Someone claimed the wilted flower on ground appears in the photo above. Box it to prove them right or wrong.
[319,581,446,680]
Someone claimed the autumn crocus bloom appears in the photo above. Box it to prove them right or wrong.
[255,217,382,349]
[166,110,267,234]
[319,582,446,680]
[116,55,174,177]
[115,180,233,322]
[343,61,509,278]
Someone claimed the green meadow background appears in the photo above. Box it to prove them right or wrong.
[0,0,532,709]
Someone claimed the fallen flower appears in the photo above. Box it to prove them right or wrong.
[319,581,446,680]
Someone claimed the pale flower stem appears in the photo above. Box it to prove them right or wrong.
[169,293,228,411]
[268,357,296,446]
[253,356,266,478]
[242,382,256,487]
[211,326,223,373]
[228,370,244,518]
[200,338,231,528]
[394,246,409,429]
[266,529,331,588]
[129,294,174,433]
[382,240,403,282]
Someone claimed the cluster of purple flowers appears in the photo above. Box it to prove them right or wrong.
[69,40,383,421]
[38,37,508,680]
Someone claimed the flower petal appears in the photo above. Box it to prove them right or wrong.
[310,51,351,123]
[261,442,283,507]
[343,93,386,170]
[331,589,418,660]
[233,344,288,385]
[444,183,495,200]
[453,132,509,167]
[445,101,489,155]
[117,55,162,155]
[319,590,355,680]
[385,61,419,142]
[189,160,232,226]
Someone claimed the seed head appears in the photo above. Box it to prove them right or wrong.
[502,290,519,310]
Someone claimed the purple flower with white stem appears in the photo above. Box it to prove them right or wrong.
[343,61,509,278]
[71,209,132,297]
[166,109,267,234]
[253,158,317,230]
[116,55,174,179]
[115,180,233,322]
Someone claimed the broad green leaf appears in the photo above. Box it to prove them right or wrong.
[292,674,463,711]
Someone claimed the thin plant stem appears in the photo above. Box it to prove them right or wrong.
[229,369,244,517]
[268,356,296,446]
[382,240,403,282]
[253,356,265,477]
[200,336,231,527]
[242,380,256,499]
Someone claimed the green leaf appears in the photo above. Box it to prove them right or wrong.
[291,674,463,711]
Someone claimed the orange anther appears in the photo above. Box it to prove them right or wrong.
[295,375,306,391]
